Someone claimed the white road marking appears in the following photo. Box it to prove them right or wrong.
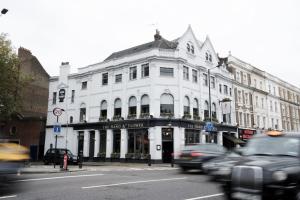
[16,173,105,182]
[0,195,17,199]
[82,177,187,189]
[185,193,224,200]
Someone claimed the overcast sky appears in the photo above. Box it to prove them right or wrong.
[1,0,300,86]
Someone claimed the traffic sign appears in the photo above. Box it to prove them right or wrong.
[204,122,216,132]
[53,107,63,116]
[53,124,61,133]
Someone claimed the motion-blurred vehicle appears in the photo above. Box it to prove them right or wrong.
[176,143,227,172]
[0,142,29,174]
[215,131,300,200]
[202,151,242,179]
[0,142,29,193]
[43,148,78,165]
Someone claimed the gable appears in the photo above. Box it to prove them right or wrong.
[200,36,220,66]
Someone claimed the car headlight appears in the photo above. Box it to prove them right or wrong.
[272,171,287,182]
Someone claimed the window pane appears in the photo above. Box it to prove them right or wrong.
[113,130,121,153]
[100,130,106,153]
[102,73,108,85]
[160,67,174,77]
[130,66,137,80]
[115,74,122,83]
[142,64,149,77]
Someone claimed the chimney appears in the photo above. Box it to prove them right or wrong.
[154,29,162,41]
[59,62,70,83]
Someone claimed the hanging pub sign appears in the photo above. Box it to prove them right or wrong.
[59,89,66,102]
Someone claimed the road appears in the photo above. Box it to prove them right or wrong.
[0,166,225,200]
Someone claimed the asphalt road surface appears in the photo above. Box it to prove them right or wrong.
[0,166,225,200]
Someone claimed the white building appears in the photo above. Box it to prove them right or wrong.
[45,26,238,163]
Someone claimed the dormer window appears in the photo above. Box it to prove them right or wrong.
[205,52,212,62]
[191,45,194,54]
[187,43,190,52]
[187,42,195,54]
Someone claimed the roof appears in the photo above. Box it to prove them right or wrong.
[104,37,178,61]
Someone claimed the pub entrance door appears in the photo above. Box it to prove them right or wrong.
[161,128,174,163]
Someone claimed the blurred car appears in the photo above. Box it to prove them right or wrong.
[0,142,29,174]
[216,131,300,200]
[0,142,29,194]
[176,143,227,172]
[202,151,242,179]
[43,148,78,165]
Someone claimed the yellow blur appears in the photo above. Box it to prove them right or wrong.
[0,143,29,162]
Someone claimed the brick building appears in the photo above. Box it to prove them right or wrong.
[0,47,49,160]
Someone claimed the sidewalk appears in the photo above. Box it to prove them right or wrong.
[20,162,174,174]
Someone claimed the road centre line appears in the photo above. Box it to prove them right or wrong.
[0,195,17,199]
[16,173,105,182]
[82,177,187,189]
[184,193,224,200]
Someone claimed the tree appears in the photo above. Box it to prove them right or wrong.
[0,33,30,120]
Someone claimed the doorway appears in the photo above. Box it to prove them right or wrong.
[89,131,95,160]
[77,131,84,156]
[162,128,174,163]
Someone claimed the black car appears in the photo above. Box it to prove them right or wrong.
[216,131,300,200]
[176,143,227,172]
[202,151,242,179]
[44,149,78,165]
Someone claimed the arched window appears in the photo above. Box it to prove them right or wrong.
[183,96,190,115]
[191,45,194,54]
[79,103,86,122]
[187,43,190,52]
[141,95,150,115]
[160,93,174,116]
[193,98,199,118]
[69,116,73,123]
[100,100,107,119]
[204,101,209,119]
[212,103,216,118]
[209,54,212,62]
[114,98,122,117]
[205,52,209,61]
[128,96,137,117]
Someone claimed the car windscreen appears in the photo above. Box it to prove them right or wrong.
[244,137,300,157]
[183,144,225,152]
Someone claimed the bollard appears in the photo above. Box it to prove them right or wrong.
[78,151,83,169]
[148,154,151,166]
[60,155,64,169]
[171,153,174,168]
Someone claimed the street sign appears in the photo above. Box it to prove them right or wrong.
[53,107,63,116]
[204,122,216,132]
[53,124,61,133]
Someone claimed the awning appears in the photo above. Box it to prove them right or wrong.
[223,134,246,145]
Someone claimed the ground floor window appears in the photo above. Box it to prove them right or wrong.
[113,129,121,153]
[99,130,106,156]
[185,129,200,144]
[127,129,149,154]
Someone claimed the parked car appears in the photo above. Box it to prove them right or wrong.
[176,143,227,172]
[43,149,78,165]
[215,131,300,200]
